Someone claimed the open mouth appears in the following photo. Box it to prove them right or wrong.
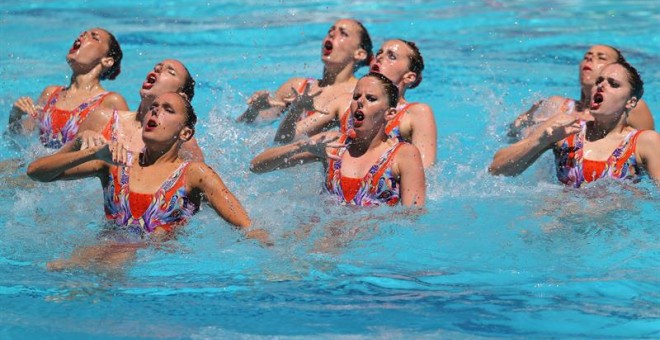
[69,39,81,53]
[370,64,380,73]
[142,73,157,89]
[590,93,603,110]
[322,40,333,56]
[582,66,592,72]
[144,118,158,131]
[353,110,365,122]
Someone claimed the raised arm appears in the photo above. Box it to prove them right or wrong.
[274,93,350,144]
[27,143,110,182]
[490,112,584,176]
[250,131,339,173]
[407,103,437,168]
[394,144,426,207]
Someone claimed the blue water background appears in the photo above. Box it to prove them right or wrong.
[1,0,659,338]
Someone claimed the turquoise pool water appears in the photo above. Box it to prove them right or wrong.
[1,1,659,338]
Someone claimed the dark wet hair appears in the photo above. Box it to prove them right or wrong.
[613,60,644,99]
[100,29,122,81]
[603,44,626,63]
[364,72,399,107]
[180,64,196,101]
[399,39,425,89]
[353,20,373,69]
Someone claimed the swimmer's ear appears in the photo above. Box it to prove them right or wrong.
[101,56,115,70]
[402,71,418,88]
[626,96,638,111]
[178,91,190,102]
[179,126,194,142]
[384,107,398,121]
[354,48,368,66]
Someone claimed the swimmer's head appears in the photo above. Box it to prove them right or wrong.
[66,28,122,81]
[579,45,621,88]
[141,59,195,102]
[370,39,424,90]
[350,73,398,133]
[589,61,643,116]
[322,19,373,70]
[142,92,196,144]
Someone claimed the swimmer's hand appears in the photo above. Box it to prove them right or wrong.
[77,130,108,151]
[237,90,287,123]
[538,112,593,143]
[302,131,346,161]
[94,140,133,167]
[283,86,328,115]
[11,97,40,119]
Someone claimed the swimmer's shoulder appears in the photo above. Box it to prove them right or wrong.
[100,92,129,111]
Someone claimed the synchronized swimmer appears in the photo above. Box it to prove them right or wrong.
[3,20,658,270]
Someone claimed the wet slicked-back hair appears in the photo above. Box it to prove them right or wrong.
[354,20,373,68]
[364,72,399,108]
[614,60,644,99]
[180,64,196,101]
[399,39,425,88]
[100,29,122,80]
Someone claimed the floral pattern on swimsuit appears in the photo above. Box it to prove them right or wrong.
[103,162,198,237]
[325,135,404,206]
[39,87,110,148]
[554,121,643,188]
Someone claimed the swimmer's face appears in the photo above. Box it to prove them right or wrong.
[140,59,189,100]
[142,92,192,144]
[66,28,112,69]
[589,64,636,117]
[370,40,417,89]
[350,76,395,134]
[321,19,365,66]
[579,45,619,87]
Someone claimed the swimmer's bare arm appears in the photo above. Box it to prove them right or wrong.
[407,103,437,168]
[186,163,271,244]
[636,130,660,186]
[26,143,110,182]
[250,131,342,173]
[236,78,305,123]
[7,86,57,134]
[490,112,586,176]
[627,99,655,130]
[395,144,426,207]
[77,106,115,135]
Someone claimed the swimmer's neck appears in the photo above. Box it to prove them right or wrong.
[585,112,628,141]
[320,63,357,87]
[67,72,103,93]
[348,131,388,156]
[140,144,180,166]
[579,85,593,110]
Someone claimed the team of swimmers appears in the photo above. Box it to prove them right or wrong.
[5,21,659,268]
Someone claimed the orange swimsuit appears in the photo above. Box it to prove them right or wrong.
[103,162,198,237]
[39,87,111,148]
[554,122,644,187]
[325,134,405,206]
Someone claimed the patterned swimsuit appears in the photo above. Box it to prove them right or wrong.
[554,122,643,188]
[325,135,405,206]
[103,162,198,237]
[39,87,111,148]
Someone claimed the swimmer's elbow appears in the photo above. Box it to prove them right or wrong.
[26,163,50,182]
